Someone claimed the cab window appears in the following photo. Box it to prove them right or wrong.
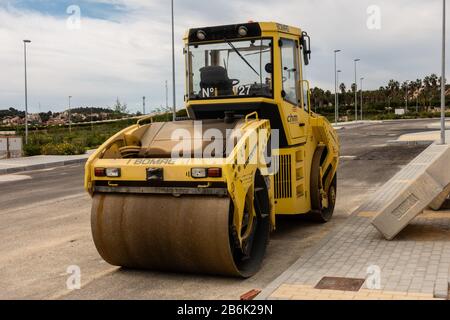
[280,39,299,105]
[187,39,273,100]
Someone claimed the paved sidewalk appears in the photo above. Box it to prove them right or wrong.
[390,130,450,145]
[0,153,91,175]
[257,208,450,300]
[268,284,441,300]
[427,121,450,129]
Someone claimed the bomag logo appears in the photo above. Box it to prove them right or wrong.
[287,114,299,123]
[276,23,290,32]
[132,159,176,165]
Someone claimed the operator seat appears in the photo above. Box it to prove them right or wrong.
[199,66,236,97]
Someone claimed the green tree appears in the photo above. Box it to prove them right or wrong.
[113,98,128,114]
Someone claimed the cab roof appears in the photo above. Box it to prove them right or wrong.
[185,22,302,43]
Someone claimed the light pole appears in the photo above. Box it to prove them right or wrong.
[68,96,72,133]
[441,0,447,145]
[337,70,342,121]
[334,49,341,124]
[165,80,169,110]
[23,40,31,144]
[354,59,360,122]
[143,96,146,115]
[405,80,409,113]
[171,0,176,122]
[360,77,364,121]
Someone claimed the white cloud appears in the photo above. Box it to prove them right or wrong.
[0,0,446,112]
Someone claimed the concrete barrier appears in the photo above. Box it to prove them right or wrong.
[358,143,450,240]
[0,136,22,159]
[429,183,450,210]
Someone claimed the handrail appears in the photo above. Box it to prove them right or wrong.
[302,79,312,116]
[137,115,157,126]
[245,111,259,123]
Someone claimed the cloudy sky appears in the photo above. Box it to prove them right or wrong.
[0,0,447,113]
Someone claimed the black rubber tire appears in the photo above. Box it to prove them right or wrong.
[230,170,271,278]
[308,147,337,223]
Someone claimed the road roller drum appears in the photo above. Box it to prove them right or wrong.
[92,193,270,277]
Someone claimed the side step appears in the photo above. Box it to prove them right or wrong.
[357,143,450,240]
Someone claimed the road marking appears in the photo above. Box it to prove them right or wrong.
[371,144,388,147]
[0,193,87,216]
[24,167,57,173]
[0,174,31,184]
[340,156,357,159]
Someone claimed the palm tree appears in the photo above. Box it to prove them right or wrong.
[386,80,400,107]
[310,87,324,111]
[423,76,432,110]
[430,74,439,108]
[401,81,409,108]
[339,83,346,106]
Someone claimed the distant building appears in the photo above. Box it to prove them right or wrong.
[46,118,66,126]
[28,113,42,124]
[2,116,24,126]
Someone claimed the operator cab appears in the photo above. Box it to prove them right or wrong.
[184,22,312,147]
[188,38,274,100]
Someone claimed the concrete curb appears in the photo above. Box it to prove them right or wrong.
[387,140,434,146]
[0,158,87,175]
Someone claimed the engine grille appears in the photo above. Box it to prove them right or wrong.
[274,155,292,199]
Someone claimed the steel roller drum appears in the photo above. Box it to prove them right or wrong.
[91,194,246,277]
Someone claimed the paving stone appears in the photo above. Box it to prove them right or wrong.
[258,193,450,301]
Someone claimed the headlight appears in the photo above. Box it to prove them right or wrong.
[196,30,206,40]
[191,168,207,178]
[238,26,248,37]
[105,168,121,178]
[191,168,222,178]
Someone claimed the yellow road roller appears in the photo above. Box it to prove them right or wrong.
[85,22,340,278]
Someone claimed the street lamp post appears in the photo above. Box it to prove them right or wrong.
[23,40,31,144]
[171,0,176,122]
[354,59,360,122]
[441,0,447,145]
[405,80,409,113]
[68,96,72,133]
[165,80,169,110]
[143,96,146,115]
[334,50,341,124]
[360,77,364,121]
[337,70,342,121]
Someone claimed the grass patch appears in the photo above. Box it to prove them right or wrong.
[19,110,187,156]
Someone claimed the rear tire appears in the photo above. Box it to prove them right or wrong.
[308,147,337,223]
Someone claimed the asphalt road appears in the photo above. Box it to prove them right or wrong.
[0,119,437,300]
